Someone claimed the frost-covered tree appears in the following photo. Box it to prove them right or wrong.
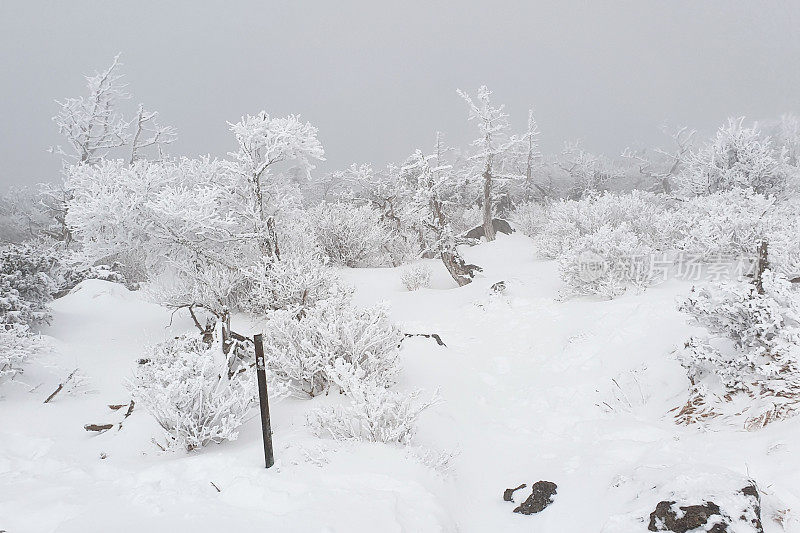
[503,109,543,203]
[621,125,696,194]
[52,55,175,166]
[51,55,130,165]
[50,56,177,248]
[558,141,621,199]
[66,156,255,344]
[681,117,787,196]
[228,112,325,258]
[457,86,514,241]
[404,148,481,286]
[67,108,326,336]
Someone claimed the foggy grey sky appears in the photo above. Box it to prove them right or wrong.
[1,1,799,188]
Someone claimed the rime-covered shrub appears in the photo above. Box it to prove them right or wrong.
[0,243,58,326]
[261,294,403,397]
[534,191,673,259]
[0,324,49,383]
[307,202,395,267]
[680,117,788,196]
[675,188,774,261]
[307,359,438,445]
[675,271,800,429]
[128,332,256,451]
[557,223,656,299]
[244,253,351,313]
[509,201,549,238]
[400,263,432,291]
[766,199,800,279]
[382,231,421,267]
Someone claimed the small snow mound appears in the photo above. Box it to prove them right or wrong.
[65,278,132,300]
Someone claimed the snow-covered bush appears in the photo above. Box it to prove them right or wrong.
[680,117,788,196]
[307,202,395,267]
[766,199,800,279]
[675,270,800,429]
[0,243,58,327]
[0,243,58,310]
[558,223,657,299]
[400,263,432,291]
[534,191,673,259]
[261,294,403,397]
[244,253,351,314]
[0,324,49,383]
[675,188,774,261]
[508,201,549,238]
[128,332,256,451]
[382,230,421,267]
[307,359,438,445]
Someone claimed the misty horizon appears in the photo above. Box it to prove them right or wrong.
[1,0,799,189]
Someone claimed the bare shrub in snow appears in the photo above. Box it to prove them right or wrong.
[558,224,656,299]
[675,270,800,429]
[307,359,439,445]
[400,263,432,291]
[307,202,395,267]
[128,332,257,451]
[261,294,403,397]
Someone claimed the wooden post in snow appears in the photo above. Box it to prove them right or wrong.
[253,334,275,468]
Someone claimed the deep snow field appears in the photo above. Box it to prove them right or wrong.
[2,234,799,532]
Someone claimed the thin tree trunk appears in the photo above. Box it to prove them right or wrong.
[482,170,495,241]
[754,239,769,294]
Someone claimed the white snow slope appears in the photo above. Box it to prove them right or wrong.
[2,234,799,532]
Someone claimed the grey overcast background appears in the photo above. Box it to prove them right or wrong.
[1,1,799,188]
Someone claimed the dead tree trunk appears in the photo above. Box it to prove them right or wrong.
[442,250,482,286]
[482,170,496,242]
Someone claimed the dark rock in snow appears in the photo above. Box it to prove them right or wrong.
[739,483,764,533]
[490,281,507,294]
[647,483,764,533]
[648,501,728,532]
[513,480,557,515]
[463,218,514,240]
[503,483,527,502]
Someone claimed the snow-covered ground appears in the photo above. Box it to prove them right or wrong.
[2,234,799,532]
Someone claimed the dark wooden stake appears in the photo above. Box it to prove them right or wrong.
[253,334,275,468]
